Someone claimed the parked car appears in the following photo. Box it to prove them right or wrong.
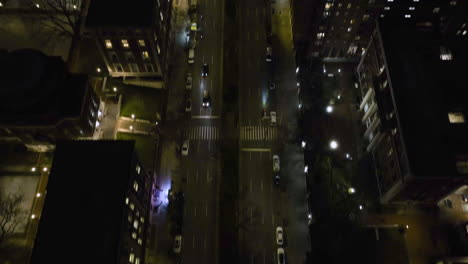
[181,140,189,156]
[273,155,280,172]
[173,235,182,253]
[186,73,193,90]
[185,99,192,112]
[266,46,272,62]
[270,111,277,126]
[277,247,285,264]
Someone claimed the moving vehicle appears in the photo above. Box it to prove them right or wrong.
[186,73,193,90]
[277,247,285,264]
[188,48,195,64]
[266,46,272,62]
[202,90,211,108]
[185,99,192,112]
[202,63,209,77]
[276,226,284,245]
[273,155,280,172]
[173,235,182,253]
[181,140,189,156]
[270,111,277,126]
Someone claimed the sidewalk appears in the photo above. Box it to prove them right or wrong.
[145,2,190,264]
[271,0,311,263]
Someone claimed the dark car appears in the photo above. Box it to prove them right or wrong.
[202,63,209,77]
[202,90,211,108]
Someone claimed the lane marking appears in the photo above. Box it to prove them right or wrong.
[192,115,220,119]
[241,148,271,152]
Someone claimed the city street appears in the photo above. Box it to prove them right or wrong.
[236,0,310,263]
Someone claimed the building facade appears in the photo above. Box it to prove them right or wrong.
[292,0,465,60]
[356,16,468,204]
[83,0,172,89]
[0,49,100,152]
[30,140,153,264]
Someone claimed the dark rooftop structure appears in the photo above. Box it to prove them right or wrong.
[356,16,468,203]
[85,0,154,28]
[31,140,152,263]
[0,49,99,151]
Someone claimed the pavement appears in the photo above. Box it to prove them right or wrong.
[237,0,310,263]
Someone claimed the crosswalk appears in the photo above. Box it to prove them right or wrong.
[240,126,278,141]
[185,126,220,141]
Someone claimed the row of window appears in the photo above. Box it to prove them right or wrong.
[129,253,141,264]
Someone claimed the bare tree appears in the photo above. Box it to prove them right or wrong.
[0,190,25,246]
[28,0,86,70]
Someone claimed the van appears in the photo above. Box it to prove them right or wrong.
[188,48,195,64]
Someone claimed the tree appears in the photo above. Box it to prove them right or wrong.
[28,0,86,70]
[0,189,25,246]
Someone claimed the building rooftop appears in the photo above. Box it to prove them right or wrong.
[378,18,468,178]
[30,140,137,263]
[85,0,154,28]
[0,49,89,126]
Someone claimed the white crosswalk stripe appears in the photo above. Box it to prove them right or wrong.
[240,126,278,141]
[185,126,220,141]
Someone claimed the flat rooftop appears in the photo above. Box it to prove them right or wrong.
[86,0,154,28]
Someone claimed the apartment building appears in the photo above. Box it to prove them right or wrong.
[356,15,468,204]
[30,140,153,264]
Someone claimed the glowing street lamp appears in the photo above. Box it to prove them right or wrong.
[326,105,333,113]
[131,114,135,119]
[329,140,338,150]
[42,167,48,172]
[304,165,309,173]
[359,205,363,210]
[301,141,306,149]
[36,193,41,198]
[348,187,356,194]
[113,87,118,92]
[96,67,101,73]
[31,167,37,172]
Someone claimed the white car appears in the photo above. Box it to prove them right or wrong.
[277,247,285,264]
[270,111,277,126]
[276,226,284,245]
[181,140,189,156]
[273,155,280,172]
[173,235,182,253]
[186,73,193,90]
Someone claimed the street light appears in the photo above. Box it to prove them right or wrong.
[130,125,134,130]
[113,87,118,92]
[359,205,363,210]
[348,187,356,194]
[0,2,3,7]
[36,193,41,198]
[296,67,299,73]
[326,105,333,113]
[42,167,48,172]
[31,214,36,219]
[304,165,308,173]
[131,114,135,119]
[35,3,40,8]
[31,167,37,172]
[329,140,338,150]
[96,67,101,73]
[301,141,306,149]
[338,68,341,73]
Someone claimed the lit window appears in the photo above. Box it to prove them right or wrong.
[133,181,139,191]
[404,14,411,18]
[413,0,419,2]
[363,14,370,21]
[450,0,457,6]
[136,165,141,174]
[433,7,440,13]
[350,19,354,24]
[160,11,164,21]
[355,35,361,40]
[347,3,351,8]
[448,112,465,123]
[129,253,135,263]
[317,32,325,39]
[325,3,332,10]
[138,40,145,47]
[140,217,145,223]
[138,238,143,245]
[125,197,129,205]
[384,6,390,10]
[463,30,467,36]
[130,203,135,211]
[409,6,415,10]
[128,214,132,222]
[133,220,139,229]
[440,46,453,61]
[135,258,141,264]
[132,232,137,239]
[105,39,112,49]
[136,210,140,217]
[347,27,352,32]
[387,0,393,2]
[121,39,129,48]
[142,51,150,60]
